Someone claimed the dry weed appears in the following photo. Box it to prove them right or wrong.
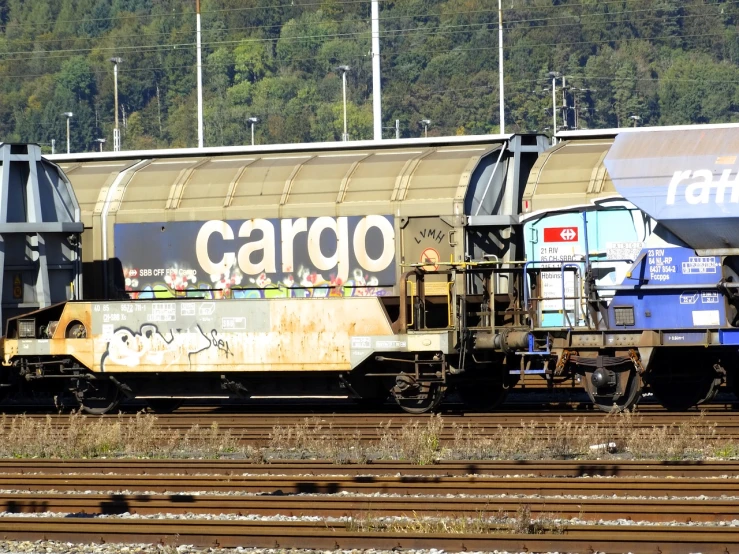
[0,411,247,459]
[376,414,444,464]
[510,504,566,535]
[0,408,731,462]
[616,409,714,460]
[269,417,365,463]
[347,506,565,535]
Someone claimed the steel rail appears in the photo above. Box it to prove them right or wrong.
[2,459,739,478]
[1,474,739,496]
[7,411,739,428]
[1,492,739,523]
[0,518,737,552]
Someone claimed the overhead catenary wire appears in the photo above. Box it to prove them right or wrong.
[1,0,734,55]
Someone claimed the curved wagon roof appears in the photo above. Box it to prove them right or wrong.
[48,135,527,227]
[523,123,739,219]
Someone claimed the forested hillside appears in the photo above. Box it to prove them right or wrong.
[0,0,738,152]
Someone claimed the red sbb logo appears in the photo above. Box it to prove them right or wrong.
[543,227,579,242]
[128,268,138,277]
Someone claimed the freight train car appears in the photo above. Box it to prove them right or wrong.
[520,123,739,410]
[1,134,549,413]
[4,124,739,415]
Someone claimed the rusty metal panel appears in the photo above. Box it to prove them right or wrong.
[522,139,618,214]
[66,297,396,373]
[405,147,488,201]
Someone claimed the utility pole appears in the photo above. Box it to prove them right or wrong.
[248,117,259,145]
[395,119,399,139]
[63,112,74,154]
[420,119,431,138]
[498,0,505,133]
[561,75,567,129]
[196,0,204,148]
[548,71,561,145]
[337,65,351,141]
[110,57,122,151]
[371,0,382,140]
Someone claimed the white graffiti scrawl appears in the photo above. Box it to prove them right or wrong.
[101,324,212,371]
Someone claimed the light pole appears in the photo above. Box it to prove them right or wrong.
[195,0,203,148]
[336,65,351,141]
[629,114,641,127]
[62,112,74,154]
[420,119,431,138]
[109,57,122,151]
[498,0,505,133]
[247,117,259,145]
[548,71,561,144]
[95,138,106,152]
[371,0,382,140]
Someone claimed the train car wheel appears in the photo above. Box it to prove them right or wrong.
[456,382,508,412]
[648,351,724,411]
[394,382,445,414]
[75,380,120,415]
[146,399,184,413]
[650,375,720,411]
[582,368,641,413]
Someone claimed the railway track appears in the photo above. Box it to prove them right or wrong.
[2,491,739,522]
[4,472,739,497]
[0,460,738,551]
[2,518,739,553]
[7,408,739,426]
[1,458,739,478]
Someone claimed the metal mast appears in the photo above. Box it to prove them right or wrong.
[196,0,204,148]
[371,0,382,140]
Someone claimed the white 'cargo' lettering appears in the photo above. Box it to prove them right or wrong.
[196,220,235,274]
[307,216,349,283]
[280,218,307,272]
[237,219,276,274]
[196,216,395,279]
[353,215,395,272]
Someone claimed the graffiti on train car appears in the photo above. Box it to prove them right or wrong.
[114,215,395,299]
[101,323,229,371]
